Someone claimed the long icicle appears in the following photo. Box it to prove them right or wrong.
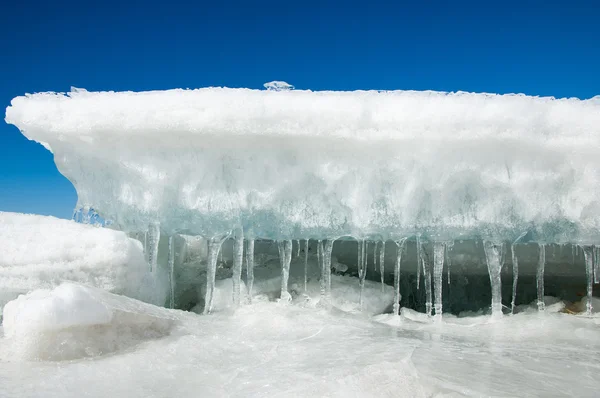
[379,241,386,293]
[583,245,594,315]
[358,239,367,309]
[484,241,504,318]
[594,245,600,284]
[446,241,454,285]
[433,242,445,318]
[204,236,226,315]
[278,240,293,302]
[232,231,244,307]
[511,242,519,314]
[416,235,422,290]
[536,243,546,312]
[147,222,160,272]
[420,242,433,316]
[323,240,334,302]
[296,239,300,258]
[168,235,175,309]
[373,241,378,272]
[304,239,309,292]
[393,238,407,315]
[246,239,255,303]
[318,240,324,298]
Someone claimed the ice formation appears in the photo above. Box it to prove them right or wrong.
[4,87,600,317]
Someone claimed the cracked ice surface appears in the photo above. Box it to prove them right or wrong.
[6,88,600,242]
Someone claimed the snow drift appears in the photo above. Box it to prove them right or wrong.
[0,212,165,310]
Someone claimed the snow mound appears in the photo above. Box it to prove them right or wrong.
[2,283,179,361]
[0,212,163,311]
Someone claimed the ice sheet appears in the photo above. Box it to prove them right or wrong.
[1,286,598,397]
[0,212,164,310]
[6,88,600,241]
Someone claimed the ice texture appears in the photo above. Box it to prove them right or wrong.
[6,88,600,242]
[2,283,178,361]
[0,212,163,311]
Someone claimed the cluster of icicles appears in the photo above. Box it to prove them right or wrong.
[141,225,600,318]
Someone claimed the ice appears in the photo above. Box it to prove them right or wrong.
[379,241,386,293]
[483,241,504,318]
[511,243,519,313]
[146,222,160,272]
[2,283,178,361]
[263,80,295,91]
[167,236,175,309]
[594,245,600,284]
[245,239,255,302]
[357,240,367,309]
[6,88,600,242]
[419,242,433,316]
[2,286,599,396]
[231,232,243,307]
[303,239,309,292]
[393,239,407,315]
[583,245,594,315]
[277,240,293,302]
[432,242,446,318]
[0,212,162,311]
[537,244,546,312]
[203,237,225,314]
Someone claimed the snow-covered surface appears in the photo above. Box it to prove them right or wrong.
[0,212,163,310]
[6,88,600,241]
[1,284,599,397]
[2,283,178,361]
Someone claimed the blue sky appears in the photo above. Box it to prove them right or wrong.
[1,0,598,219]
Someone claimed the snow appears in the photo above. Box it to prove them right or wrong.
[1,284,599,396]
[6,88,600,241]
[2,283,178,361]
[0,212,164,311]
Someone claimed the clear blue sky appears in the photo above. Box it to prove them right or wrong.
[1,0,598,219]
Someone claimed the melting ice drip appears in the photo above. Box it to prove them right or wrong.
[5,86,600,316]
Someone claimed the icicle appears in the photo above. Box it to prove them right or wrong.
[393,238,407,315]
[303,239,309,292]
[278,240,293,302]
[594,245,600,284]
[583,245,594,316]
[446,241,454,285]
[296,239,300,258]
[204,236,226,315]
[358,239,367,309]
[483,241,504,318]
[231,232,244,307]
[379,241,386,293]
[147,222,160,272]
[419,242,432,316]
[323,240,334,302]
[219,244,224,264]
[416,235,422,290]
[168,235,175,309]
[373,241,378,272]
[433,242,445,318]
[317,240,324,298]
[246,239,255,303]
[511,243,519,314]
[536,244,546,312]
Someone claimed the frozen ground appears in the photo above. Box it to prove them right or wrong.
[1,283,599,398]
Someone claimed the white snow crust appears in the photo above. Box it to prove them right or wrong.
[0,212,164,310]
[5,88,600,241]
